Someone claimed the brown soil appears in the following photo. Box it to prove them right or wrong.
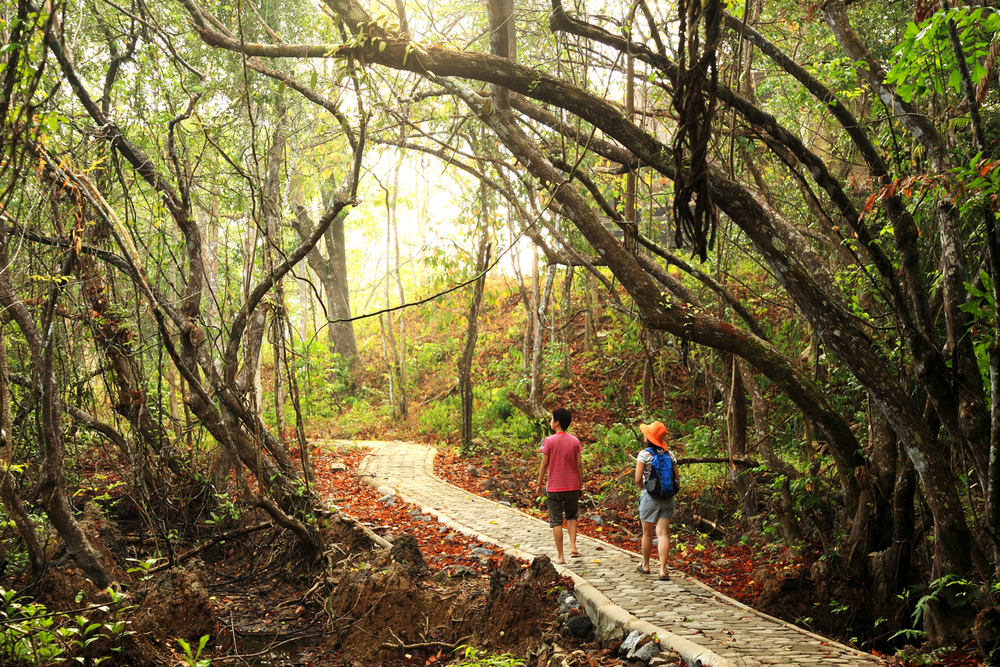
[8,449,602,667]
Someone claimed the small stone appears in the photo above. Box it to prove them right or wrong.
[408,509,422,516]
[436,525,448,533]
[558,592,580,614]
[376,486,395,496]
[422,515,434,522]
[628,639,661,663]
[589,514,604,525]
[619,630,643,656]
[330,461,347,472]
[595,621,624,647]
[467,465,479,477]
[564,613,593,638]
[498,501,512,507]
[472,547,494,557]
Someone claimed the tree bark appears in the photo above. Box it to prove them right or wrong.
[724,355,755,518]
[0,327,44,579]
[459,233,491,446]
[0,258,111,588]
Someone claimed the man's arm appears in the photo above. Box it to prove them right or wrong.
[536,452,550,495]
[576,449,585,489]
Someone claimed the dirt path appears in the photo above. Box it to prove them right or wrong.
[351,440,884,667]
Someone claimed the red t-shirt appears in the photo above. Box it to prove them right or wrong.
[539,432,582,492]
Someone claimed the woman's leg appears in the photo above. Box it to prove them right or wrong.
[655,517,671,576]
[641,520,656,572]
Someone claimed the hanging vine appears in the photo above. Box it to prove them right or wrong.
[671,0,722,261]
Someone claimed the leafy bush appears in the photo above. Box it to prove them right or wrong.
[0,587,133,666]
[684,423,722,458]
[477,410,542,458]
[419,396,460,439]
[588,423,640,468]
[454,645,525,667]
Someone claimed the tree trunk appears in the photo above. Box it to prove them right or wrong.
[528,264,556,415]
[583,272,596,352]
[561,265,574,380]
[0,259,111,588]
[460,232,491,446]
[524,243,538,378]
[289,173,358,361]
[724,355,755,517]
[263,112,287,439]
[738,359,805,554]
[0,327,44,579]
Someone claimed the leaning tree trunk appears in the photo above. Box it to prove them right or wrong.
[289,172,358,362]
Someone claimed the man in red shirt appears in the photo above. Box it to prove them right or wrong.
[535,408,584,564]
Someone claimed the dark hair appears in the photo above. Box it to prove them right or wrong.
[552,408,572,430]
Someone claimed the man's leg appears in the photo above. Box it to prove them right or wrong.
[552,524,565,563]
[566,490,580,556]
[548,493,566,563]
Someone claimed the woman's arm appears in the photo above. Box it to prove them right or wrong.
[634,457,644,489]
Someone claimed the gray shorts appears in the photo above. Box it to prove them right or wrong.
[639,491,676,523]
[547,490,580,527]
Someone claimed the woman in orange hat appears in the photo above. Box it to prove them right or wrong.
[634,421,679,580]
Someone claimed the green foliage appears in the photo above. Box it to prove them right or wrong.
[419,396,460,440]
[886,7,999,103]
[890,575,973,644]
[453,645,525,667]
[588,423,639,468]
[126,557,164,582]
[0,587,133,666]
[476,408,540,458]
[0,588,66,666]
[684,423,722,458]
[176,636,211,667]
[0,508,45,577]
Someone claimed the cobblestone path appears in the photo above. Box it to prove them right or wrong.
[355,441,882,667]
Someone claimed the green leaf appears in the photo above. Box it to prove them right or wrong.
[947,69,961,92]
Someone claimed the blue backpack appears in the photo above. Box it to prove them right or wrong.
[645,447,679,499]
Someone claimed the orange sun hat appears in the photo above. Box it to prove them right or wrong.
[639,421,668,449]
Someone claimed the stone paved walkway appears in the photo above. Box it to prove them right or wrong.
[355,441,882,667]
